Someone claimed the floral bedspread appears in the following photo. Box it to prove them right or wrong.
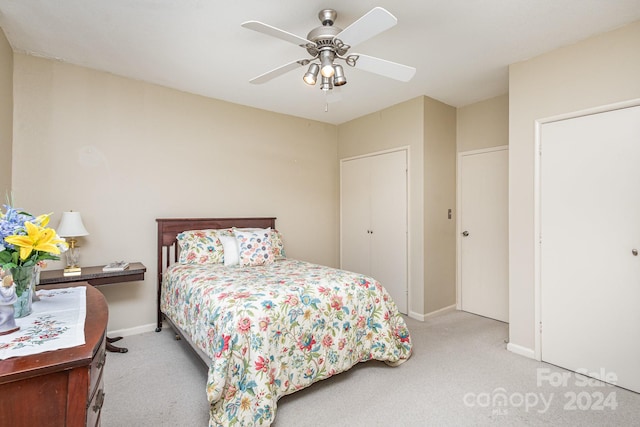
[161,259,412,427]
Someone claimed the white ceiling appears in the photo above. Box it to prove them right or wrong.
[1,1,639,125]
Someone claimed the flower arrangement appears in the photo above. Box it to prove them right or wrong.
[0,204,68,272]
[0,203,67,318]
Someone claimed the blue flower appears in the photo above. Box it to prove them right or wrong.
[0,204,67,269]
[261,299,275,310]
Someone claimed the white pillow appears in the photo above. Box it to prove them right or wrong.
[219,235,240,266]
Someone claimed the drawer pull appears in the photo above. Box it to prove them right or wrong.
[96,351,106,369]
[92,389,105,413]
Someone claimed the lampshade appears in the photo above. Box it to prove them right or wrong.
[319,50,335,78]
[57,211,89,237]
[320,75,333,91]
[333,64,347,86]
[303,63,319,85]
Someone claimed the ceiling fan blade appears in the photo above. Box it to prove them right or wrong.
[249,60,306,84]
[241,21,312,47]
[352,53,416,82]
[334,7,397,48]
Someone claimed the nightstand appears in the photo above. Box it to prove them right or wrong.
[39,262,146,353]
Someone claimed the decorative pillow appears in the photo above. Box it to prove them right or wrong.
[177,229,224,264]
[271,229,286,260]
[233,228,274,266]
[219,235,240,267]
[228,227,286,260]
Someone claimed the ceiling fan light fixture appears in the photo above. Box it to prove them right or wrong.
[333,64,347,86]
[303,63,320,85]
[319,50,335,78]
[320,75,333,91]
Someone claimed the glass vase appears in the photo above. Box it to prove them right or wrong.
[33,264,41,302]
[10,266,36,318]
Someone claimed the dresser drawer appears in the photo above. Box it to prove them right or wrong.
[89,335,107,399]
[87,372,105,427]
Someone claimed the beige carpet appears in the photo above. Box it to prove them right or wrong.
[101,310,640,426]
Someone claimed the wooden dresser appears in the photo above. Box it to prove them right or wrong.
[0,283,108,426]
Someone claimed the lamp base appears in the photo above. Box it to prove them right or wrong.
[63,267,82,277]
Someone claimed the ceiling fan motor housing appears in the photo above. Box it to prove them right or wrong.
[306,10,348,57]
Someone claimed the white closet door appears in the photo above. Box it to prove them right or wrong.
[370,151,408,314]
[541,105,640,392]
[341,150,408,314]
[341,157,371,276]
[459,148,509,322]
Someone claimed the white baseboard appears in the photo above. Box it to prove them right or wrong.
[426,304,457,318]
[507,342,536,359]
[408,310,425,321]
[108,322,158,337]
[409,304,457,322]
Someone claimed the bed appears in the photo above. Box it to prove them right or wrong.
[156,217,413,427]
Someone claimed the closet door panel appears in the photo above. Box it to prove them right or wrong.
[541,105,640,392]
[340,157,371,276]
[370,151,408,314]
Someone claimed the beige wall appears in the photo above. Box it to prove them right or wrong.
[509,20,640,354]
[0,28,12,195]
[337,97,425,317]
[423,97,457,313]
[457,94,508,152]
[6,46,490,331]
[11,54,339,334]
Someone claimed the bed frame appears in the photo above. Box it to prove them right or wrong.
[155,217,277,339]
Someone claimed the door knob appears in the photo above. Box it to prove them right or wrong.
[462,231,469,237]
[633,249,638,256]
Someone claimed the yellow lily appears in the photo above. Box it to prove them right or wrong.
[34,213,52,228]
[4,221,68,261]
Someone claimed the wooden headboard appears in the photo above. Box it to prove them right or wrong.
[155,217,276,331]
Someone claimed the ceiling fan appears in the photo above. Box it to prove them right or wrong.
[241,7,416,91]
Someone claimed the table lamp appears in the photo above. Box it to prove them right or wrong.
[57,211,89,276]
